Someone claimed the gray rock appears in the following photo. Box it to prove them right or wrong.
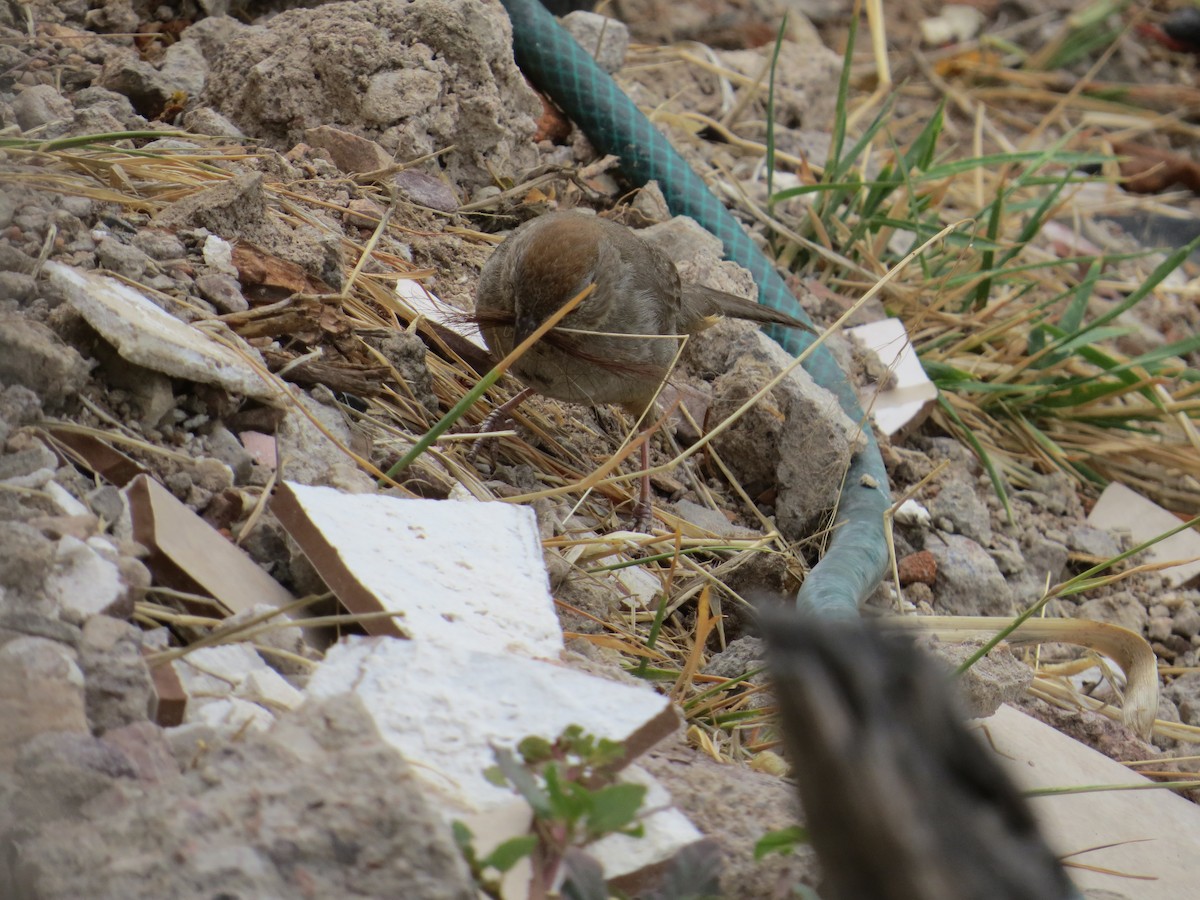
[929,477,992,545]
[1148,616,1173,643]
[44,536,129,625]
[0,313,90,411]
[1164,671,1200,726]
[0,731,135,858]
[85,485,126,525]
[930,640,1032,719]
[66,106,126,139]
[159,38,209,98]
[131,229,186,261]
[0,612,82,648]
[1066,523,1123,560]
[99,41,206,120]
[702,321,863,539]
[702,636,766,679]
[276,389,375,490]
[1172,601,1200,640]
[1075,592,1148,636]
[13,84,73,131]
[96,236,154,280]
[79,615,155,735]
[0,442,58,485]
[10,696,477,899]
[640,215,725,265]
[0,636,89,766]
[562,11,630,74]
[926,534,1016,616]
[204,423,254,484]
[1008,531,1069,606]
[71,85,137,122]
[369,331,438,415]
[0,385,41,446]
[194,271,248,313]
[153,172,343,289]
[672,498,747,538]
[392,169,459,212]
[199,0,540,192]
[179,106,245,138]
[0,271,37,303]
[0,522,57,615]
[99,721,181,785]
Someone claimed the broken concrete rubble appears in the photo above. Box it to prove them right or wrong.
[2,698,478,900]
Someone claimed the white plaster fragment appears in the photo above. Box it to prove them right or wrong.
[44,536,124,621]
[45,261,279,399]
[235,668,305,712]
[1088,482,1200,587]
[589,765,704,881]
[305,637,679,816]
[190,696,276,733]
[276,483,564,658]
[172,643,269,700]
[894,499,931,528]
[394,278,486,349]
[847,317,939,438]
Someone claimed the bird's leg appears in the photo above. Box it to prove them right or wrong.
[467,386,535,463]
[632,437,654,532]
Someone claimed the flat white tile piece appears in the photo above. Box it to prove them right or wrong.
[589,765,705,883]
[395,278,487,349]
[986,704,1200,898]
[274,483,563,658]
[305,637,679,816]
[847,317,938,437]
[45,261,278,399]
[1088,481,1200,587]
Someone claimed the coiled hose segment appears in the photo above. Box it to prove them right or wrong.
[500,0,891,618]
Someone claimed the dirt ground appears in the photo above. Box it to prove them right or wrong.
[3,0,1200,897]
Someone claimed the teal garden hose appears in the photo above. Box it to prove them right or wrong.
[500,0,891,618]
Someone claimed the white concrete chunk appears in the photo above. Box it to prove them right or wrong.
[305,637,680,816]
[172,643,269,699]
[395,278,486,349]
[986,704,1200,898]
[190,696,276,733]
[235,668,304,712]
[847,317,939,438]
[1088,481,1200,587]
[273,483,564,658]
[44,536,125,622]
[589,765,705,882]
[45,261,279,399]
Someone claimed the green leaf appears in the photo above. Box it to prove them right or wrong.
[545,766,590,824]
[480,835,538,873]
[517,735,555,765]
[754,825,811,860]
[584,783,647,838]
[451,821,477,863]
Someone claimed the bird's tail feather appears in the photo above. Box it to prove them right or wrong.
[682,283,816,335]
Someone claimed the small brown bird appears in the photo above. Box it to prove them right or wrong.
[474,210,814,525]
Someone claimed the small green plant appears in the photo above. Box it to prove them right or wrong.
[756,9,1200,516]
[456,726,722,899]
[455,726,644,899]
